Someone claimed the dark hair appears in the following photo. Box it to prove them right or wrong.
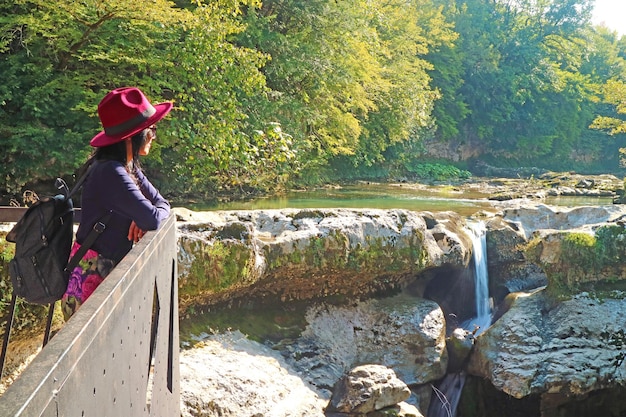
[74,129,149,184]
[93,129,149,173]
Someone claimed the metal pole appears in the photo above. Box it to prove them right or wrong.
[0,293,17,380]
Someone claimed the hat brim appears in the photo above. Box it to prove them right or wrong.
[90,101,173,147]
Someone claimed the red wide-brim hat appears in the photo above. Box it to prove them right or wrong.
[90,87,173,147]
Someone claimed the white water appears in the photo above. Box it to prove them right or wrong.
[462,221,492,336]
[429,222,492,417]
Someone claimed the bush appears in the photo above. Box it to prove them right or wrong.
[406,163,472,182]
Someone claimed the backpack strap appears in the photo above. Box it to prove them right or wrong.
[65,211,113,273]
[68,160,96,198]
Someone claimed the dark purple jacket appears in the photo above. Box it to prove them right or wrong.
[76,160,170,262]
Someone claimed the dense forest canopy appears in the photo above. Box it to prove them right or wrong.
[0,0,625,202]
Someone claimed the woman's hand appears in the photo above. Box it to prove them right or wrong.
[128,221,146,243]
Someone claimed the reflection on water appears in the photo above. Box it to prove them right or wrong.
[189,183,615,216]
[192,183,496,216]
[545,195,614,207]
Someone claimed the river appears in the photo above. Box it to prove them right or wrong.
[188,182,614,216]
[180,182,613,347]
[180,181,617,416]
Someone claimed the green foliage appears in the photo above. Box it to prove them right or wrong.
[590,79,626,166]
[406,163,472,182]
[1,0,626,201]
[0,234,13,315]
[238,0,455,174]
[427,0,626,171]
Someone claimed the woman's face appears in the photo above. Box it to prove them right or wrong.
[139,126,156,156]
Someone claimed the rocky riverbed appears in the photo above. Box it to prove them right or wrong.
[2,173,626,416]
[174,197,626,417]
[396,171,622,202]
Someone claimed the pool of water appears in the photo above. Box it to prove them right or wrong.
[186,182,615,216]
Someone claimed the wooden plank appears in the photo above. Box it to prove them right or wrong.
[0,207,27,223]
[0,207,82,223]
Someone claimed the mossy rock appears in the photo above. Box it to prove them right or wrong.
[526,226,626,300]
[178,238,256,302]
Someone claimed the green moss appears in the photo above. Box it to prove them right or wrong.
[595,225,626,265]
[264,229,427,275]
[179,240,254,299]
[562,233,597,270]
[292,210,327,220]
[526,226,626,300]
[347,234,427,272]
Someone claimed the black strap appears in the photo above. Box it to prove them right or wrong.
[68,160,96,198]
[65,212,113,273]
[64,159,110,272]
[42,302,55,347]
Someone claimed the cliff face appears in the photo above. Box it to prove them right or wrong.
[175,205,626,416]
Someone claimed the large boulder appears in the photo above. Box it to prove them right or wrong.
[175,208,474,311]
[326,364,411,414]
[525,225,626,297]
[484,215,548,303]
[281,294,448,391]
[468,204,626,411]
[468,290,626,402]
[180,331,327,417]
[489,204,626,300]
[499,204,626,239]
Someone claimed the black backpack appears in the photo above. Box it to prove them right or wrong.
[6,163,106,305]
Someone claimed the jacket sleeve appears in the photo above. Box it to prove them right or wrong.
[102,163,170,231]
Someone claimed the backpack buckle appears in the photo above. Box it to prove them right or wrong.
[94,222,107,233]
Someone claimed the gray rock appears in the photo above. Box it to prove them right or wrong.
[500,204,626,239]
[468,290,626,399]
[327,364,411,414]
[446,328,474,373]
[180,331,327,417]
[175,208,474,307]
[283,295,447,390]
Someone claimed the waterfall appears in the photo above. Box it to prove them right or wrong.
[463,221,492,336]
[428,222,491,417]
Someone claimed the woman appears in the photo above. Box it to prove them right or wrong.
[62,87,173,320]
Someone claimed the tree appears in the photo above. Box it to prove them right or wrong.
[0,0,273,199]
[238,0,456,180]
[355,0,457,167]
[432,0,606,169]
[590,79,626,165]
[0,0,193,193]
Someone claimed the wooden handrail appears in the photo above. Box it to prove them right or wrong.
[0,207,82,223]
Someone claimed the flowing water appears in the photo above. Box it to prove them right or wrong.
[462,222,492,336]
[429,222,491,417]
